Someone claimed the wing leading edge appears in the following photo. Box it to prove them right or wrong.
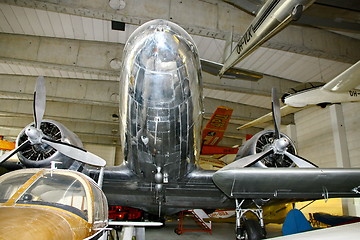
[213,168,360,199]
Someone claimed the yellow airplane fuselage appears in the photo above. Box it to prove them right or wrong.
[0,204,92,240]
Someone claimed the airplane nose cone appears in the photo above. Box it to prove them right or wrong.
[121,19,202,108]
[124,19,200,73]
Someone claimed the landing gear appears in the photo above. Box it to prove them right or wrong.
[235,199,266,240]
[237,219,264,240]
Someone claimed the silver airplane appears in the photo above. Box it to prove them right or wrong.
[1,20,360,240]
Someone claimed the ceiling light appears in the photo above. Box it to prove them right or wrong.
[110,58,122,69]
[109,0,126,10]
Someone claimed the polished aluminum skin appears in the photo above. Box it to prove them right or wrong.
[118,19,203,182]
[102,20,360,216]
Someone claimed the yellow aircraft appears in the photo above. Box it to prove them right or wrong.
[0,168,108,240]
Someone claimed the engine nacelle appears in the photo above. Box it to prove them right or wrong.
[16,120,83,169]
[237,130,297,168]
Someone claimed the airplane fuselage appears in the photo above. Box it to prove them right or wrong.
[102,20,234,215]
[118,19,203,183]
[284,88,360,107]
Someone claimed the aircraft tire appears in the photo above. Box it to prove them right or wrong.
[242,219,264,240]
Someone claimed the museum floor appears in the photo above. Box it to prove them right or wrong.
[146,219,283,240]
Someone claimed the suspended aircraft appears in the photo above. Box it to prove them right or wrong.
[1,20,360,240]
[237,60,360,130]
[219,0,316,76]
[283,60,360,108]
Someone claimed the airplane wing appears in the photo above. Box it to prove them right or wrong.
[237,105,303,130]
[322,60,360,92]
[213,167,360,199]
[284,60,360,107]
[238,60,360,129]
[200,59,262,81]
[222,87,360,200]
[219,0,315,76]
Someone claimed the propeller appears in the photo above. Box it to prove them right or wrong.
[0,140,30,164]
[34,76,46,130]
[0,76,106,167]
[272,88,281,139]
[235,87,317,168]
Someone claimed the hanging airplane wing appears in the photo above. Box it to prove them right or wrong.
[219,0,315,76]
[200,59,262,81]
[237,105,303,130]
[237,60,360,130]
[284,60,360,107]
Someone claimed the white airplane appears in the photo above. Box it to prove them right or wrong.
[237,60,360,130]
[283,60,360,108]
[219,0,315,76]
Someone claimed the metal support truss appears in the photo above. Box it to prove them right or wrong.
[235,199,265,240]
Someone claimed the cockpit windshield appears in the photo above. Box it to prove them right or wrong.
[17,172,89,220]
[0,172,34,203]
[0,169,109,226]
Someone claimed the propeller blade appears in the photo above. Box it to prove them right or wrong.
[34,76,46,130]
[284,151,317,168]
[272,88,281,139]
[0,140,30,164]
[232,148,273,168]
[42,138,106,167]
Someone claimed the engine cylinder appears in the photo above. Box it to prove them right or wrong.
[16,120,83,169]
[237,130,297,168]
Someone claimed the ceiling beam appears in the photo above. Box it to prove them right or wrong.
[0,74,293,127]
[0,114,120,145]
[0,33,123,77]
[0,75,120,106]
[3,0,359,63]
[0,30,302,98]
[298,3,360,33]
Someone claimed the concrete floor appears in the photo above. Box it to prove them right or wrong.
[145,218,283,240]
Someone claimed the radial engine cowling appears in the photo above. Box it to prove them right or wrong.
[237,130,297,168]
[16,120,83,169]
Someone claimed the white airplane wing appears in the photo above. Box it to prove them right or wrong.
[237,105,303,130]
[322,60,360,92]
[285,60,360,107]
